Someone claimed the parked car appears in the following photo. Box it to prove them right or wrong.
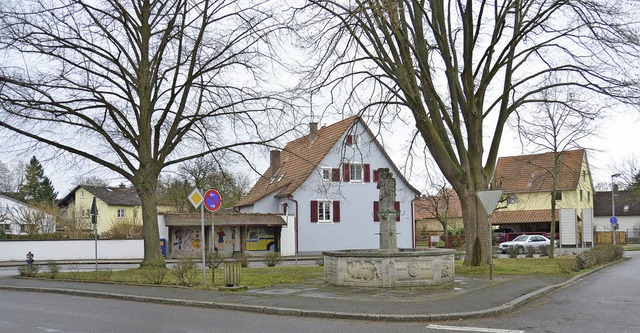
[498,234,551,254]
[493,228,513,243]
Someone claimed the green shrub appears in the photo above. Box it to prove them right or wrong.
[574,245,624,270]
[47,262,60,279]
[140,266,168,285]
[206,252,225,269]
[507,246,520,258]
[233,251,250,268]
[539,245,550,257]
[18,265,39,277]
[0,228,5,239]
[263,252,282,267]
[172,257,198,286]
[94,269,113,281]
[100,218,144,239]
[525,246,536,258]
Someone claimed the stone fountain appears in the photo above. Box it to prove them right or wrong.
[323,168,455,288]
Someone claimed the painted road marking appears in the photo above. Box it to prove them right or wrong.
[426,324,525,333]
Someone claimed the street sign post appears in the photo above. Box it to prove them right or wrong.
[91,197,98,271]
[476,189,503,281]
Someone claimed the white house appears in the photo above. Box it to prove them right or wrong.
[235,116,421,255]
[0,194,56,235]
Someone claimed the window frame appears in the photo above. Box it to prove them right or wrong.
[350,163,363,182]
[321,167,332,182]
[317,201,332,223]
[117,208,125,219]
[555,191,563,202]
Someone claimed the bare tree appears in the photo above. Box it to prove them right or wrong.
[0,0,295,266]
[8,204,56,235]
[511,83,597,257]
[611,154,640,190]
[299,0,640,265]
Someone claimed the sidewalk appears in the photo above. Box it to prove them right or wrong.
[0,269,589,322]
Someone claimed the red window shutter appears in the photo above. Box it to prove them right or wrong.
[363,164,370,183]
[331,168,340,182]
[394,201,400,222]
[333,201,340,222]
[343,163,350,182]
[310,200,318,223]
[373,169,379,182]
[346,134,353,146]
[373,201,380,222]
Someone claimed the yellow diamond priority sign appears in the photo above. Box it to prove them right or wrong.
[188,188,203,209]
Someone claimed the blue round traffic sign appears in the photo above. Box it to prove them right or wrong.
[204,189,222,212]
[610,216,618,224]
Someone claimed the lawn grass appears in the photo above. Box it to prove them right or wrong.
[455,256,580,277]
[42,255,586,289]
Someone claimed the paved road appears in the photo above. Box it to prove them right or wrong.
[430,251,640,333]
[0,289,434,333]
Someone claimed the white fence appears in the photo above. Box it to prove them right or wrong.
[0,239,144,262]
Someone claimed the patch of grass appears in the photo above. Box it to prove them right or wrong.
[624,245,640,251]
[455,256,582,276]
[53,265,325,289]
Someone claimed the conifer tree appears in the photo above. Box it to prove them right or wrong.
[19,156,57,204]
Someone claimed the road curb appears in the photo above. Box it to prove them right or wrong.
[0,257,628,322]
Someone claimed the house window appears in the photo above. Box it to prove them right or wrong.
[350,163,363,182]
[580,190,583,202]
[133,209,138,222]
[507,194,517,204]
[322,168,332,182]
[310,200,341,223]
[81,191,85,198]
[623,204,630,212]
[318,201,331,222]
[373,201,401,222]
[555,191,562,201]
[117,209,125,219]
[2,223,10,233]
[588,191,591,203]
[582,170,586,181]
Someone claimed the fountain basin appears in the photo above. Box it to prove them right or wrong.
[323,248,455,288]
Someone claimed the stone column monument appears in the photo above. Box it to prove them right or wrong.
[377,168,398,251]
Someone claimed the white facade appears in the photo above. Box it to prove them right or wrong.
[0,239,144,261]
[0,194,55,235]
[240,121,419,254]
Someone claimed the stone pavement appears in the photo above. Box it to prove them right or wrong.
[0,268,595,322]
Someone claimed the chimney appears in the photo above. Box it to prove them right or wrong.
[309,122,318,141]
[118,183,126,189]
[270,150,281,176]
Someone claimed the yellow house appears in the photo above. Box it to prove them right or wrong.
[491,149,594,233]
[58,184,142,235]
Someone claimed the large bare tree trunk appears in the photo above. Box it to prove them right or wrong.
[135,172,163,267]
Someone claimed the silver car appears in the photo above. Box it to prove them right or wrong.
[498,234,551,254]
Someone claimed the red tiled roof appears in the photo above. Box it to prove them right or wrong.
[236,116,419,207]
[162,213,286,226]
[414,188,462,220]
[493,149,586,193]
[491,209,560,224]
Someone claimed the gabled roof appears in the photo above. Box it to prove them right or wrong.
[493,149,586,193]
[58,185,141,207]
[414,188,463,220]
[236,116,419,207]
[594,190,640,217]
[162,212,286,226]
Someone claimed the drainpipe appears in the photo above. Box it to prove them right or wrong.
[411,196,417,248]
[287,194,299,265]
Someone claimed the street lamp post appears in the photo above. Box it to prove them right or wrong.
[611,173,621,245]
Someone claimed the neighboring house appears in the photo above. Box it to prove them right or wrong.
[0,194,55,235]
[594,190,640,234]
[491,149,594,235]
[235,116,421,255]
[414,188,463,236]
[58,184,142,234]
